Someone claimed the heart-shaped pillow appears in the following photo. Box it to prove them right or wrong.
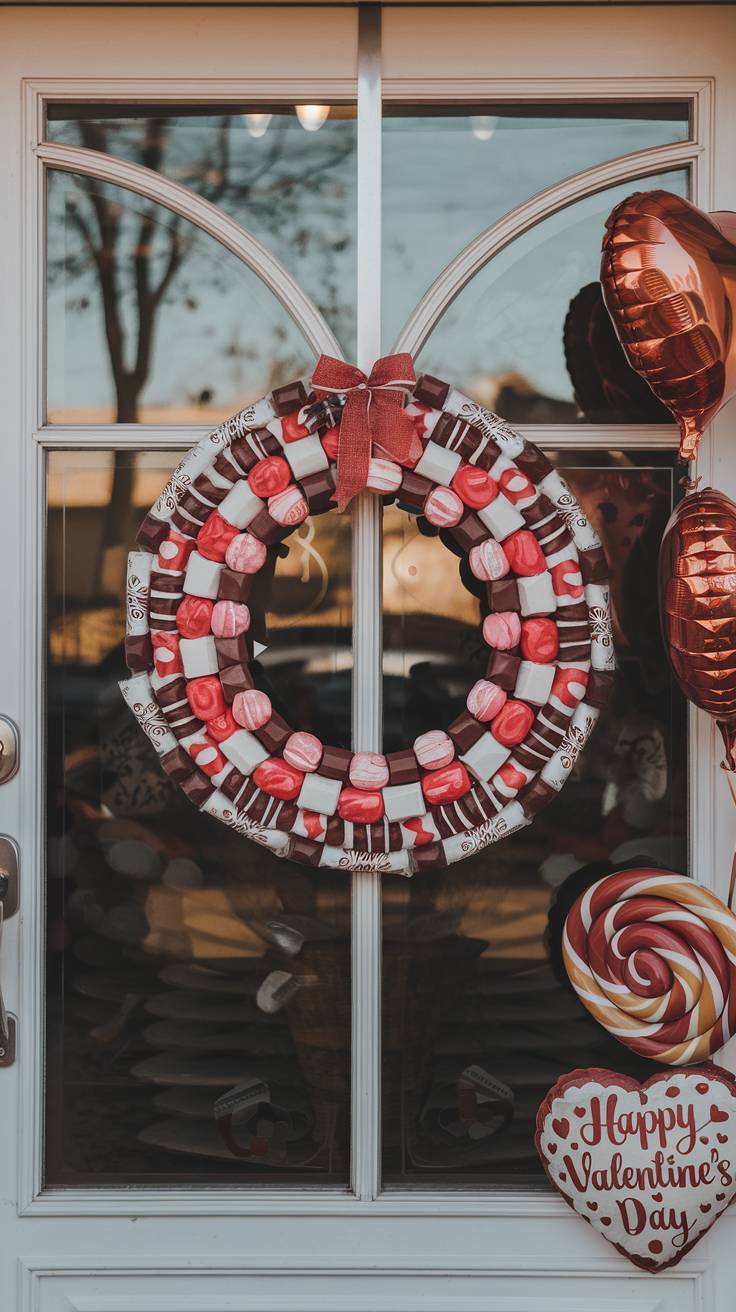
[535,1065,736,1272]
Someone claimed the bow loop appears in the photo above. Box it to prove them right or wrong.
[311,353,420,511]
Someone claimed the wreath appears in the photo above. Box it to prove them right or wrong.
[121,354,614,874]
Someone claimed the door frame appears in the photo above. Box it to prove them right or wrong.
[2,8,736,1311]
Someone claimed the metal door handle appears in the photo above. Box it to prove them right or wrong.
[0,836,19,1067]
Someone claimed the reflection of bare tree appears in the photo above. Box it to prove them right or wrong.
[51,113,354,571]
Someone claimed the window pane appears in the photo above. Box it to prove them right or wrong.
[46,172,316,424]
[382,102,689,349]
[381,452,686,1184]
[414,169,688,425]
[47,105,357,362]
[45,450,351,1184]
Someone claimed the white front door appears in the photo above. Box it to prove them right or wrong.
[2,4,736,1309]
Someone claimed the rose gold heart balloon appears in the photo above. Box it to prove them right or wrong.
[601,190,736,461]
[659,486,736,769]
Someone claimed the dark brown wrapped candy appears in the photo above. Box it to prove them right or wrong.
[219,663,255,703]
[272,380,308,415]
[254,711,292,754]
[136,512,169,552]
[218,569,253,604]
[386,749,421,785]
[414,374,449,410]
[124,633,152,673]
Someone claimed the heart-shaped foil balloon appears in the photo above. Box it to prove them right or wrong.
[536,1065,736,1272]
[659,486,736,770]
[600,190,736,461]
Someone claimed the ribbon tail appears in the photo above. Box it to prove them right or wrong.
[372,394,422,469]
[334,390,372,512]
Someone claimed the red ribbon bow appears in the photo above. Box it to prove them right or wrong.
[311,353,421,511]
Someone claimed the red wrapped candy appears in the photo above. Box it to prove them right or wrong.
[504,530,546,577]
[206,709,239,742]
[551,667,589,709]
[158,531,194,572]
[248,456,291,498]
[421,761,471,805]
[337,787,385,823]
[188,737,227,777]
[198,510,240,562]
[321,426,340,461]
[253,757,304,800]
[451,464,497,509]
[491,699,535,747]
[281,412,310,444]
[186,674,226,721]
[176,595,214,639]
[520,616,559,663]
[152,631,183,677]
[551,559,584,601]
[499,467,535,506]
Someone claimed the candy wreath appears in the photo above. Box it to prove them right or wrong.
[121,367,615,875]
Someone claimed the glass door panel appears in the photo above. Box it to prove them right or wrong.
[46,173,317,424]
[381,452,686,1183]
[46,450,352,1184]
[414,169,689,423]
[47,104,358,365]
[382,103,689,349]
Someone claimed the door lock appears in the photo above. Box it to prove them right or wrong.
[0,836,19,1067]
[0,717,19,785]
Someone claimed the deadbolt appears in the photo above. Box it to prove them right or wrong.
[0,718,19,785]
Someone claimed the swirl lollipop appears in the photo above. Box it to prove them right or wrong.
[563,867,736,1065]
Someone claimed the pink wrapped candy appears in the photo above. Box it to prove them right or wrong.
[283,731,323,773]
[367,458,402,494]
[248,456,290,499]
[232,689,272,731]
[269,486,308,527]
[466,679,507,722]
[413,729,455,770]
[349,751,389,790]
[469,539,509,582]
[211,600,250,638]
[424,486,464,528]
[483,611,521,650]
[225,532,267,575]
